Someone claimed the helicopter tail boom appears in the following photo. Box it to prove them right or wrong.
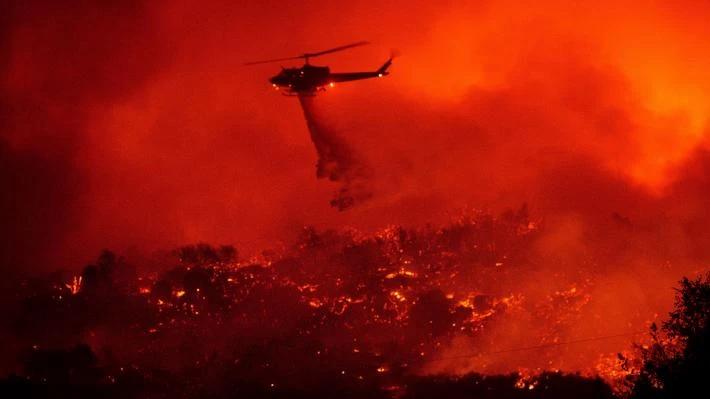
[329,56,393,83]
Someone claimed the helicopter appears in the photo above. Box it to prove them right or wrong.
[244,41,392,96]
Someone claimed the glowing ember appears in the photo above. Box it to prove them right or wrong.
[390,290,407,302]
[308,299,323,308]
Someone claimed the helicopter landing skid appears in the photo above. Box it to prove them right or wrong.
[282,87,326,97]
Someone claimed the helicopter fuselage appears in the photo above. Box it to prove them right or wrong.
[269,64,332,94]
[245,41,392,95]
[268,57,391,95]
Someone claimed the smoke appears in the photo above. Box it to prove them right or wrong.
[0,137,82,274]
[2,3,710,380]
[311,28,710,375]
[298,95,374,210]
[0,1,708,267]
[0,1,171,272]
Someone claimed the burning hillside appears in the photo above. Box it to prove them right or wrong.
[3,207,703,397]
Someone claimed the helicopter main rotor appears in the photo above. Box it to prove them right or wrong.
[244,41,370,66]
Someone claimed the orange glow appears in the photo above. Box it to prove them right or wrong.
[385,268,417,279]
[4,1,710,391]
[3,0,710,273]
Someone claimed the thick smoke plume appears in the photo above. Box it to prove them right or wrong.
[298,95,374,210]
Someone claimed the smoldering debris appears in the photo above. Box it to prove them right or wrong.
[298,95,374,210]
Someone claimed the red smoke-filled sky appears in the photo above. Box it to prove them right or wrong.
[2,0,710,273]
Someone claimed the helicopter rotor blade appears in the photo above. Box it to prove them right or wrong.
[303,41,370,58]
[244,41,370,66]
[243,55,304,66]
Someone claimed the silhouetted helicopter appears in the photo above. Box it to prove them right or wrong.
[245,41,392,95]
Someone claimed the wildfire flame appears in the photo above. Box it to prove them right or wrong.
[65,276,82,295]
[8,210,694,395]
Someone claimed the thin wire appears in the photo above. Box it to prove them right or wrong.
[429,330,648,362]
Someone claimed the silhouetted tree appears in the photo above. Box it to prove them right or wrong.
[81,250,130,293]
[626,273,710,398]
